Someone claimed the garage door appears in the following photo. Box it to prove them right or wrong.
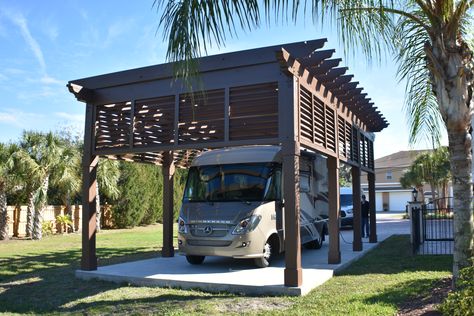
[389,192,411,211]
[375,193,383,212]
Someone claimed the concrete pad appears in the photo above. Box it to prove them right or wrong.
[77,217,409,296]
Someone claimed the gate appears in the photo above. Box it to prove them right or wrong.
[412,197,454,255]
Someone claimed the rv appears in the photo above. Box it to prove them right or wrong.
[177,146,329,268]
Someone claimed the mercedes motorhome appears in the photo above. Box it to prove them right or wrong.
[177,146,329,268]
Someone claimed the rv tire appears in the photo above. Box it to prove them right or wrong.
[254,240,272,268]
[304,236,323,249]
[186,255,205,265]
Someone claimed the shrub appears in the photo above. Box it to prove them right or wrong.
[41,221,54,236]
[55,215,73,233]
[112,162,188,229]
[439,263,474,316]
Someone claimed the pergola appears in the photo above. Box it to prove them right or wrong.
[68,39,388,287]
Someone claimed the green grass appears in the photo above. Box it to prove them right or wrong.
[0,226,452,315]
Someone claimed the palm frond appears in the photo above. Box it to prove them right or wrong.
[393,8,445,146]
[97,159,121,199]
[155,0,261,87]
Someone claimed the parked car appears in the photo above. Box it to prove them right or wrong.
[340,187,353,227]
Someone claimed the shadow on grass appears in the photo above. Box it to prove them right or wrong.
[0,247,182,314]
[337,235,452,276]
[363,277,444,313]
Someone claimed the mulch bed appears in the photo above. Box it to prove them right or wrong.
[397,277,452,316]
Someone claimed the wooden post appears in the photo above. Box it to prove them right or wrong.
[162,151,175,257]
[352,166,362,251]
[368,172,377,243]
[81,103,98,270]
[282,142,302,287]
[279,75,302,287]
[327,156,341,263]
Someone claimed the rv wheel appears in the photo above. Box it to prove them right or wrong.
[186,255,205,265]
[254,241,272,268]
[304,236,323,250]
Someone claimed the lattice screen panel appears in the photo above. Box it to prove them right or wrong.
[133,95,175,148]
[95,102,131,149]
[178,89,225,144]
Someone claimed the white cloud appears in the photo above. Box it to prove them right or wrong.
[103,19,135,48]
[0,109,44,128]
[40,75,63,85]
[7,12,47,72]
[54,112,84,123]
[0,112,18,124]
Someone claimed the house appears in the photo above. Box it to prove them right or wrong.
[361,149,452,211]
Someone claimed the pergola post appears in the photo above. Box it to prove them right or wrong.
[368,172,377,243]
[81,103,98,270]
[162,151,175,257]
[279,75,302,287]
[352,166,362,251]
[282,142,302,287]
[327,156,341,263]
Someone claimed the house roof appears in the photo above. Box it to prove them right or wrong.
[375,149,432,169]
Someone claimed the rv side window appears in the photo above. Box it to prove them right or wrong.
[300,172,311,193]
[264,167,281,201]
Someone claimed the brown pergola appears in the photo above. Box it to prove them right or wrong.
[68,39,388,287]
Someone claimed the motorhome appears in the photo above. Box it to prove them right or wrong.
[177,145,329,268]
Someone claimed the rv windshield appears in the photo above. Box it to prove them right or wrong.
[183,163,279,202]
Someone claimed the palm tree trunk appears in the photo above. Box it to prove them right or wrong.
[428,38,473,282]
[32,176,49,240]
[96,180,101,232]
[65,192,74,233]
[26,190,34,238]
[0,185,9,240]
[448,129,474,278]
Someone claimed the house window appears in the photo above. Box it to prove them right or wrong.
[386,170,392,180]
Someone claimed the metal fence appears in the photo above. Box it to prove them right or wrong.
[412,197,454,255]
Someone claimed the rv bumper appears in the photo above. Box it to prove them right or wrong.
[178,230,266,258]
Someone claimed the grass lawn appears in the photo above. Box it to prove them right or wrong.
[0,225,452,315]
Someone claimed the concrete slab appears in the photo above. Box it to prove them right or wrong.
[76,216,410,296]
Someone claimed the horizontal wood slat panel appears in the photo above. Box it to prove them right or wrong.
[229,82,278,140]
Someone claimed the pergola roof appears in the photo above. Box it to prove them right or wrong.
[69,39,387,133]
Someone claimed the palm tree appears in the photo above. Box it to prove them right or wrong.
[96,158,120,231]
[51,142,81,232]
[20,132,62,240]
[400,167,426,202]
[0,143,18,240]
[156,0,474,280]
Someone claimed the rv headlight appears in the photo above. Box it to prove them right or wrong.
[232,215,262,235]
[178,216,187,234]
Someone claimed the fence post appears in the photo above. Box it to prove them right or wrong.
[409,201,423,254]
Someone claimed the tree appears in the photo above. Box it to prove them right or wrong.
[50,138,81,232]
[113,162,162,228]
[156,0,474,280]
[400,167,426,202]
[96,158,120,231]
[0,143,18,240]
[20,132,62,240]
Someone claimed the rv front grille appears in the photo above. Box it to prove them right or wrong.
[187,240,232,247]
[189,224,230,237]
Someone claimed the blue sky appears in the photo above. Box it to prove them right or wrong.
[0,0,446,159]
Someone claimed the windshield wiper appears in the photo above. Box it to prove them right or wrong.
[234,197,251,205]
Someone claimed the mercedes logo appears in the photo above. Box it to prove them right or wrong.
[203,226,213,235]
